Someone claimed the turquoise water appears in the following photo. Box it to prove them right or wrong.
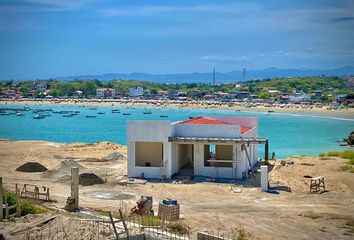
[0,104,353,158]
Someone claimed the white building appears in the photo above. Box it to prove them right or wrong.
[127,117,268,180]
[34,83,47,91]
[129,86,144,97]
[96,88,116,98]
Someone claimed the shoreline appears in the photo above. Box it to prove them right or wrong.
[1,99,354,119]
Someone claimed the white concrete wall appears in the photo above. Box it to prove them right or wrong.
[242,127,258,165]
[173,124,241,138]
[127,121,173,179]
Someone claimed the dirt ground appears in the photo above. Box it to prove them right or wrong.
[0,139,353,239]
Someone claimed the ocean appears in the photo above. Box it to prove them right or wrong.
[0,103,353,158]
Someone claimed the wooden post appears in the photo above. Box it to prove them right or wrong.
[109,211,119,240]
[119,209,129,240]
[5,198,9,219]
[0,177,3,221]
[265,139,269,165]
[71,167,79,210]
[15,184,21,217]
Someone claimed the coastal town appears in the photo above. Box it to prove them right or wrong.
[1,76,353,111]
[1,0,354,239]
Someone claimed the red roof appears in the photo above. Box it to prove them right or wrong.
[179,117,227,125]
[179,117,251,134]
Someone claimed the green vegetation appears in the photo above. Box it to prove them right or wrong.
[1,76,353,101]
[166,221,191,235]
[2,190,47,216]
[321,150,354,173]
[20,199,47,215]
[327,151,340,157]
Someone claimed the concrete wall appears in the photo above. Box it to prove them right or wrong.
[135,142,163,167]
[173,124,241,138]
[127,121,172,178]
[242,127,258,165]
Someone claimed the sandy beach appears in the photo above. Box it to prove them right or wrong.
[1,99,354,119]
[0,139,353,239]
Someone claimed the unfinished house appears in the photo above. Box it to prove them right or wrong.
[127,117,268,179]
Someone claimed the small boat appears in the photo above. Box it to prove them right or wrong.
[43,114,52,117]
[33,114,45,119]
[89,108,97,110]
[160,115,168,118]
[188,116,194,119]
[86,115,96,118]
[62,114,73,117]
[111,109,120,113]
[122,113,131,116]
[97,112,106,115]
[143,110,152,114]
[16,112,25,116]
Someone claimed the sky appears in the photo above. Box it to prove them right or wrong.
[0,0,354,80]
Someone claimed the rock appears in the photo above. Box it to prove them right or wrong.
[346,131,354,145]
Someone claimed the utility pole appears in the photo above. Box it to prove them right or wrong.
[242,68,246,82]
[213,68,216,97]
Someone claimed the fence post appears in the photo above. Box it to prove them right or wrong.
[16,184,21,217]
[71,167,79,209]
[0,177,3,221]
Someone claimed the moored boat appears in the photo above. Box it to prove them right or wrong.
[33,114,45,119]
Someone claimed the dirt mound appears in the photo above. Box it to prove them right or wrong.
[79,173,105,186]
[16,162,47,172]
[42,159,85,178]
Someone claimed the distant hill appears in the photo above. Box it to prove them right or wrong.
[56,66,354,83]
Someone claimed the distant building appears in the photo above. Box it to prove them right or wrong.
[33,82,47,91]
[129,86,144,97]
[335,94,347,104]
[96,88,116,98]
[312,90,323,97]
[237,92,251,99]
[289,94,310,103]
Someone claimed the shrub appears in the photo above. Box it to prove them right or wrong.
[327,151,340,157]
[339,150,354,163]
[166,221,191,235]
[3,190,16,206]
[319,153,326,157]
[20,200,47,215]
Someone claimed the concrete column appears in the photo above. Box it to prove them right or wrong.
[265,140,269,164]
[261,165,269,192]
[232,145,237,178]
[71,167,79,209]
[0,177,3,221]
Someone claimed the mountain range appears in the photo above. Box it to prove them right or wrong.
[56,66,354,83]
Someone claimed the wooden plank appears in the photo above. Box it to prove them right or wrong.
[0,177,3,221]
[119,209,130,240]
[16,184,21,217]
[109,211,119,240]
[11,215,57,235]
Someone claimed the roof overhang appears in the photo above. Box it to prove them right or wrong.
[168,136,268,144]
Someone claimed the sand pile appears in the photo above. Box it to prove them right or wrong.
[42,159,85,178]
[16,162,48,172]
[79,173,105,186]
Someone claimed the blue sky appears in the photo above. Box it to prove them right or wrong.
[0,0,354,79]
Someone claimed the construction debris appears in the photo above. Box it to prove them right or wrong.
[130,196,153,215]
